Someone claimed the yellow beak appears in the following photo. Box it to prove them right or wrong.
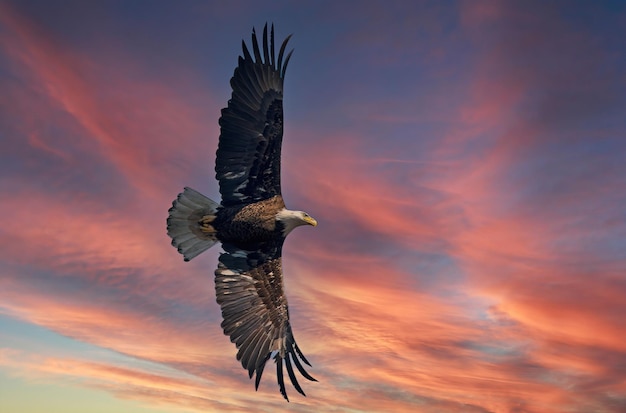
[304,216,318,227]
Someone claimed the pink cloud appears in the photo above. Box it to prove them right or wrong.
[0,2,218,200]
[1,1,625,412]
[0,350,281,412]
[0,270,219,367]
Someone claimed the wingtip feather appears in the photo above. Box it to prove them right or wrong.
[277,34,292,73]
[262,23,270,65]
[281,49,294,79]
[285,355,306,396]
[270,24,276,69]
[254,354,269,390]
[251,26,262,63]
[275,356,289,402]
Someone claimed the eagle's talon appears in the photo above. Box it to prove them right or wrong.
[199,215,217,234]
[200,215,215,224]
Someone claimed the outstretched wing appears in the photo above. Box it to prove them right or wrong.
[216,24,293,207]
[215,241,316,401]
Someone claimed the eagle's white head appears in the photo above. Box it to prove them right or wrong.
[276,209,317,237]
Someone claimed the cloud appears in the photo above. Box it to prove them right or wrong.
[0,350,271,413]
[0,1,218,201]
[1,1,626,413]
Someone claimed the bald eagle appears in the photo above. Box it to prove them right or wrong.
[166,25,317,401]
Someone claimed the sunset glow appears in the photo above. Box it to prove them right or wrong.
[1,1,625,412]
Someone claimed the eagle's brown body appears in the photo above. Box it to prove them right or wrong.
[213,196,286,247]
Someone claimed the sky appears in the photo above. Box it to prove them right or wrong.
[1,0,625,412]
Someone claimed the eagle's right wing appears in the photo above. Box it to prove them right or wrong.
[215,241,316,401]
[215,24,293,207]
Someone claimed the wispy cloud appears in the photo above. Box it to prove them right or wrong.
[1,1,625,412]
[0,1,218,201]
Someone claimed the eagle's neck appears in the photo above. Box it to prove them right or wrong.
[275,209,306,237]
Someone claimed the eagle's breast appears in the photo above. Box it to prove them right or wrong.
[214,195,286,245]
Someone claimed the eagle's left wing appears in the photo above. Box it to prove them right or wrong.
[215,241,316,401]
[215,24,293,207]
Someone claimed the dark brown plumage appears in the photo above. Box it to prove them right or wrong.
[212,196,286,246]
[166,24,317,401]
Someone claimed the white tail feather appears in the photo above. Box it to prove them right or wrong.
[167,187,219,261]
